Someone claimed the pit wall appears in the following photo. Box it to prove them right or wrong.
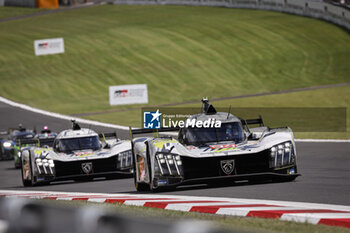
[114,0,350,30]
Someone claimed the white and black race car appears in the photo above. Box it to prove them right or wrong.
[21,121,133,186]
[131,99,299,192]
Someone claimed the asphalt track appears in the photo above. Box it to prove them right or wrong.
[0,101,349,206]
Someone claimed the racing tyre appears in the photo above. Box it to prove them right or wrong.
[135,182,150,192]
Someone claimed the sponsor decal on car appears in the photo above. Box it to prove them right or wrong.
[73,151,95,157]
[34,148,51,156]
[153,139,178,149]
[209,144,238,153]
[209,144,236,149]
[157,180,169,186]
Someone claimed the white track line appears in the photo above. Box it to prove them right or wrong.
[0,96,129,130]
[1,96,349,142]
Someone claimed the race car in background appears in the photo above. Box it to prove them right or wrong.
[14,126,57,168]
[131,98,299,192]
[0,125,35,161]
[21,121,133,186]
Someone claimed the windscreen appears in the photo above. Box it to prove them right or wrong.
[13,132,35,140]
[184,122,244,145]
[57,136,100,153]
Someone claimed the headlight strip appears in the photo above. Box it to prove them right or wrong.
[269,141,294,168]
[155,153,182,176]
[35,158,55,175]
[173,156,180,175]
[118,150,133,168]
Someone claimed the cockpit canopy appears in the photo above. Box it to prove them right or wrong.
[179,122,245,145]
[10,131,35,141]
[54,136,100,153]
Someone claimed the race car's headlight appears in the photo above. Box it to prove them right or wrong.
[155,153,183,176]
[3,142,12,148]
[117,150,133,169]
[269,141,295,168]
[35,158,55,175]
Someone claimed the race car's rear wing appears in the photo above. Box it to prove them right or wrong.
[241,115,264,127]
[15,137,55,148]
[129,127,180,140]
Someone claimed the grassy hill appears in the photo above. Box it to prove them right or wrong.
[0,5,349,138]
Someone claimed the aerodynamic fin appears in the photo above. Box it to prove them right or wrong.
[201,98,217,115]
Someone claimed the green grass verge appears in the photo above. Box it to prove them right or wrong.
[40,199,350,233]
[85,85,350,139]
[0,4,349,115]
[0,6,42,19]
[0,5,349,138]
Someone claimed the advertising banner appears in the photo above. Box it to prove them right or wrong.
[109,84,148,106]
[34,38,64,56]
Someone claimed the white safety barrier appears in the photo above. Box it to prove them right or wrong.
[113,0,350,30]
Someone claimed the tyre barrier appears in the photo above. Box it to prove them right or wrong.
[113,0,350,31]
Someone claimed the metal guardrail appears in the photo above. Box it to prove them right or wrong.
[0,197,233,233]
[113,0,350,30]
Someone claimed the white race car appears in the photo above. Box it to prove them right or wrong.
[131,99,299,191]
[21,121,133,186]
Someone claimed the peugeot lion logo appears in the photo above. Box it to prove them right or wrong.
[220,160,235,175]
[81,162,93,174]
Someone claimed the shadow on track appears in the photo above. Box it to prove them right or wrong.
[114,178,300,194]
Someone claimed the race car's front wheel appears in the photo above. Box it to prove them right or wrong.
[135,182,150,192]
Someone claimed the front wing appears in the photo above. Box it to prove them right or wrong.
[153,172,300,188]
[149,149,299,189]
[33,155,133,183]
